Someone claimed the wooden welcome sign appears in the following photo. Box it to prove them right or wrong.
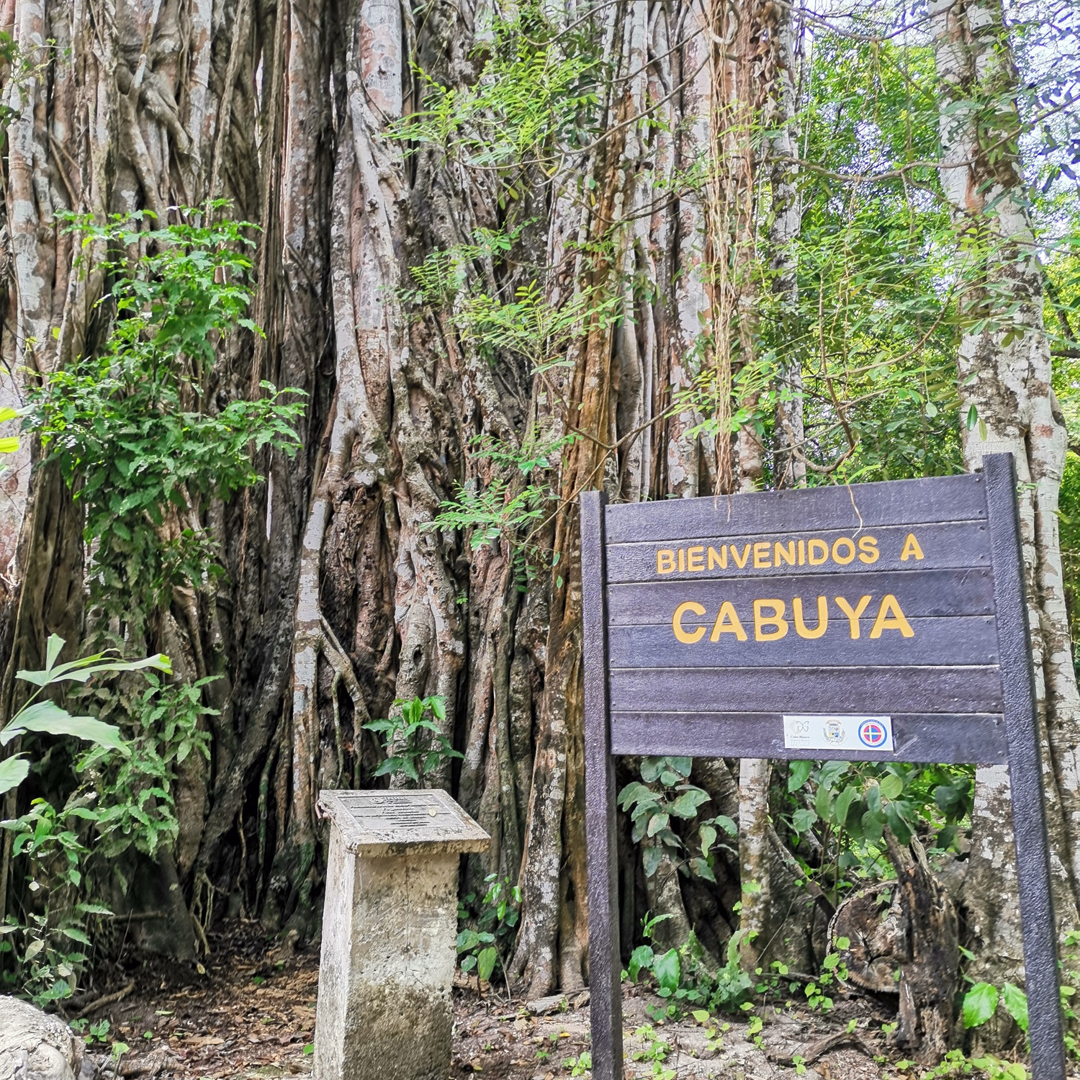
[580,455,1064,1080]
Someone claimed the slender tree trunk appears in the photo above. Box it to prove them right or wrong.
[932,0,1080,1043]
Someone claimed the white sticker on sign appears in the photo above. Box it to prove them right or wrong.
[782,715,894,752]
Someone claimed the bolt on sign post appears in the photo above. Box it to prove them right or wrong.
[580,454,1065,1080]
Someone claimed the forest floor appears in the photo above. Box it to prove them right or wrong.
[69,921,1021,1080]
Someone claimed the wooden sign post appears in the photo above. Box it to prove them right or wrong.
[581,455,1065,1080]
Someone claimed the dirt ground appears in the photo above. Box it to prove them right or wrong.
[64,922,1018,1080]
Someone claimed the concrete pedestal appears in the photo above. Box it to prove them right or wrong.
[314,789,490,1080]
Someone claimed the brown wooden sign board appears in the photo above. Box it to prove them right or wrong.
[581,455,1064,1080]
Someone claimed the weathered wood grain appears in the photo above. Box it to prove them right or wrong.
[609,711,1008,764]
[607,615,998,668]
[603,473,986,544]
[606,521,990,583]
[608,664,1004,714]
[606,568,996,623]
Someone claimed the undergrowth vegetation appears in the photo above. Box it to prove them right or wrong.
[0,206,304,1004]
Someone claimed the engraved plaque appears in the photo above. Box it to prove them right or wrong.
[318,788,489,856]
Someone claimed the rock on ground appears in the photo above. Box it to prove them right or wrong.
[0,997,83,1080]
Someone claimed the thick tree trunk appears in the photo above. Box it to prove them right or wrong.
[0,0,816,994]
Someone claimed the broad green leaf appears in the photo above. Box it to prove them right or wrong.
[0,437,18,453]
[45,634,64,672]
[699,824,717,855]
[642,845,663,878]
[880,774,905,800]
[688,857,716,883]
[476,946,498,982]
[640,757,665,782]
[832,785,859,829]
[1002,983,1028,1033]
[0,407,20,423]
[0,755,30,796]
[628,945,653,982]
[668,788,709,819]
[788,760,813,792]
[17,650,171,687]
[713,814,737,836]
[2,702,129,755]
[963,982,999,1029]
[652,948,680,995]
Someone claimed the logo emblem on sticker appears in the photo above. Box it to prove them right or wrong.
[858,720,888,748]
[824,720,846,744]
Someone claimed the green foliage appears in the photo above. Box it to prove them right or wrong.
[386,1,604,173]
[782,759,973,896]
[625,913,754,1018]
[363,695,461,786]
[893,1049,1029,1079]
[629,1024,675,1080]
[34,207,304,628]
[0,801,106,1006]
[0,634,171,797]
[0,642,228,1006]
[75,673,217,861]
[457,873,521,992]
[618,757,736,883]
[963,982,1001,1030]
[562,1051,591,1076]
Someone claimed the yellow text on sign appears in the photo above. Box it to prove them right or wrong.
[654,533,927,575]
[671,594,915,643]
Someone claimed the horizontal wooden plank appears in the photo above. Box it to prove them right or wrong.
[606,522,990,583]
[608,665,1004,714]
[603,473,986,544]
[609,712,1008,765]
[607,568,996,624]
[608,615,998,669]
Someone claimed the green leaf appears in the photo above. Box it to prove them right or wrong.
[640,757,665,782]
[688,857,716,883]
[476,946,498,982]
[0,437,19,453]
[2,701,129,755]
[963,982,999,1029]
[1001,983,1028,1033]
[45,635,64,672]
[668,788,709,819]
[788,760,812,792]
[0,755,30,796]
[713,814,737,836]
[880,774,904,800]
[831,785,859,829]
[628,945,653,982]
[642,845,663,878]
[699,824,717,855]
[652,949,681,995]
[17,651,171,687]
[647,813,670,838]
